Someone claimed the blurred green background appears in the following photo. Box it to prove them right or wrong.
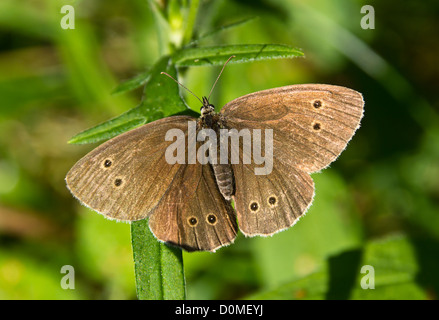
[1,0,438,299]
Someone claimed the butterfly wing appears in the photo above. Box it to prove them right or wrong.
[148,162,238,252]
[221,84,363,236]
[221,84,364,173]
[230,140,314,236]
[65,116,194,221]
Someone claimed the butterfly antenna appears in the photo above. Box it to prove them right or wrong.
[207,55,236,101]
[160,72,203,104]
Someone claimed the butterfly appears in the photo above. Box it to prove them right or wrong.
[66,61,364,252]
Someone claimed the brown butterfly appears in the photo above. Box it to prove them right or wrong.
[66,62,364,252]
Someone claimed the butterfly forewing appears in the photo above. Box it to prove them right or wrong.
[221,84,364,173]
[65,116,193,221]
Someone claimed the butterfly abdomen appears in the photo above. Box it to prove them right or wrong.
[199,110,235,201]
[211,163,234,201]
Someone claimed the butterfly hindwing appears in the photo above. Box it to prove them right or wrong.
[148,162,238,252]
[230,139,314,236]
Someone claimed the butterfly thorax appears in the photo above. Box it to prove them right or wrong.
[197,97,235,201]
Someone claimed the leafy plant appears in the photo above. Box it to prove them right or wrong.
[68,0,303,299]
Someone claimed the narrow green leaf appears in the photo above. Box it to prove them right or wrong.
[68,56,188,144]
[173,44,304,67]
[68,114,146,145]
[131,219,186,300]
[194,17,259,44]
[111,70,151,96]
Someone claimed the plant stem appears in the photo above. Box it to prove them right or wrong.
[131,219,186,300]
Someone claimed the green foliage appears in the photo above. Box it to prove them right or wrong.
[246,235,427,300]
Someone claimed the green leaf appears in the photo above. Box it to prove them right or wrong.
[68,56,188,144]
[131,219,186,300]
[350,235,427,300]
[246,235,427,300]
[244,264,329,300]
[111,70,151,96]
[68,116,146,145]
[173,44,304,67]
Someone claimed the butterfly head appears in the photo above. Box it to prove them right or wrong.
[201,96,215,117]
